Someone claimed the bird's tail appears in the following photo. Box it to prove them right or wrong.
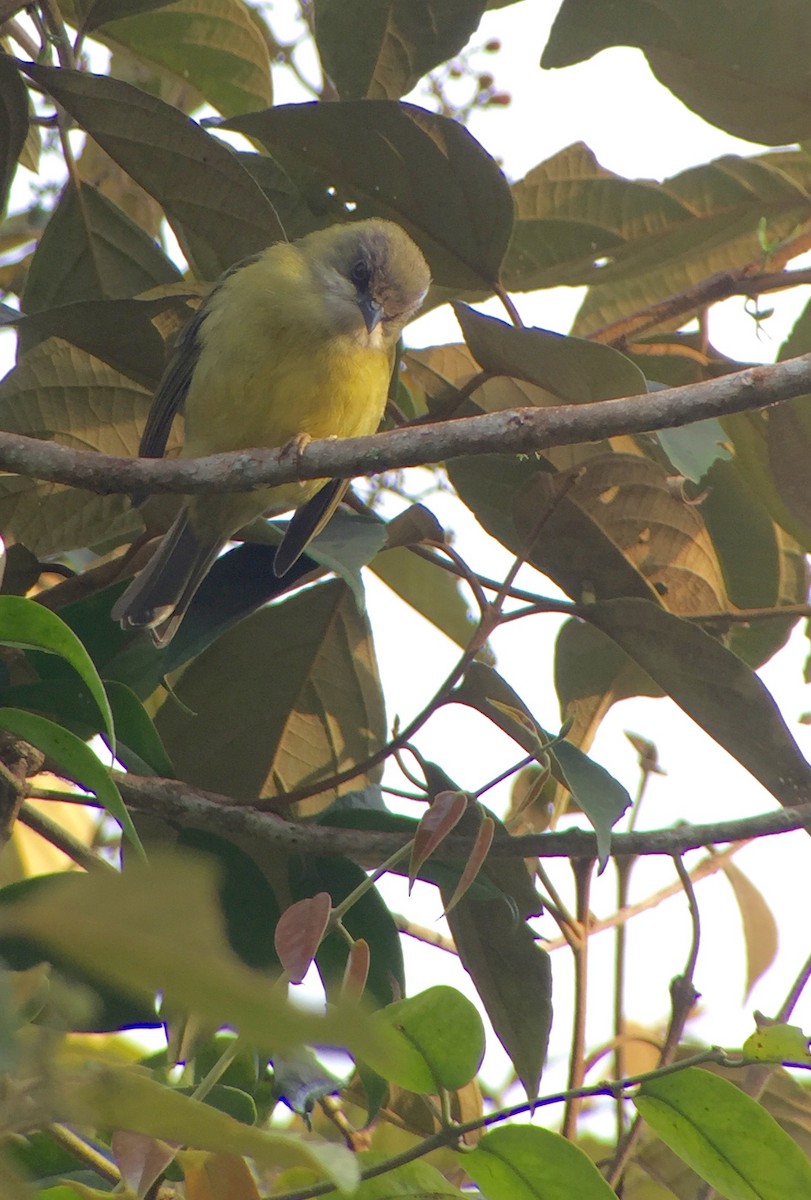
[111,511,222,646]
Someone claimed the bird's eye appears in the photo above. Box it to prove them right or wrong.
[350,259,371,287]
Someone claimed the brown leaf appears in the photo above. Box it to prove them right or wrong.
[274,893,332,985]
[341,938,370,1002]
[410,791,469,890]
[443,815,495,915]
[721,861,779,999]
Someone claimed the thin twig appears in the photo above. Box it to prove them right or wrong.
[17,802,114,874]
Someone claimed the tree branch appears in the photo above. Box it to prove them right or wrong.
[2,354,811,495]
[114,773,811,860]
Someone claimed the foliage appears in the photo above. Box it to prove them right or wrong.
[0,1,810,1197]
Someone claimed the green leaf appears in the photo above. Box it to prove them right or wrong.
[353,1157,466,1197]
[0,596,114,748]
[551,739,631,870]
[0,708,143,857]
[314,0,487,100]
[21,180,181,319]
[155,580,387,815]
[0,849,388,1061]
[63,1061,357,1190]
[635,1066,811,1200]
[554,617,663,753]
[95,0,274,117]
[453,302,646,400]
[105,680,175,777]
[656,419,732,483]
[368,985,485,1091]
[19,62,283,278]
[583,598,811,809]
[742,1024,811,1065]
[0,54,29,215]
[465,1124,617,1199]
[221,100,514,290]
[542,0,811,144]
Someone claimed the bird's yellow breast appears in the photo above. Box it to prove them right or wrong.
[180,244,394,533]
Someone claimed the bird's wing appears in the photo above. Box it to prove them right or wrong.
[273,477,349,576]
[140,254,262,460]
[138,302,208,460]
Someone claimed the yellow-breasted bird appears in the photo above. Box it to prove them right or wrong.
[111,219,431,645]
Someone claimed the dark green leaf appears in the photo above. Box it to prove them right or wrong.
[551,739,631,869]
[444,896,551,1098]
[453,303,646,400]
[21,181,181,320]
[584,598,811,809]
[80,0,181,33]
[0,54,28,215]
[0,596,114,747]
[314,0,487,100]
[105,681,174,776]
[543,0,811,143]
[221,101,514,290]
[177,830,281,972]
[19,62,283,278]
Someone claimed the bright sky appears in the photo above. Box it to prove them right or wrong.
[3,0,811,1124]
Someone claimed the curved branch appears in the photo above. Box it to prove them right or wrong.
[113,773,811,860]
[2,354,811,495]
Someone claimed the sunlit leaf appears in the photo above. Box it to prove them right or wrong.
[93,0,274,117]
[721,862,779,1000]
[635,1067,811,1200]
[466,1124,616,1199]
[743,1024,811,1066]
[369,985,485,1091]
[0,596,114,747]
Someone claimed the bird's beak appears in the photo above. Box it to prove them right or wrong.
[358,294,384,334]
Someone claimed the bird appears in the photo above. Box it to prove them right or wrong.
[111,219,431,646]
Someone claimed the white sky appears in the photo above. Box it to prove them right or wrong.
[3,0,811,1128]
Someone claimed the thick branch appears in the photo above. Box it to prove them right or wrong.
[115,774,811,860]
[2,355,811,495]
